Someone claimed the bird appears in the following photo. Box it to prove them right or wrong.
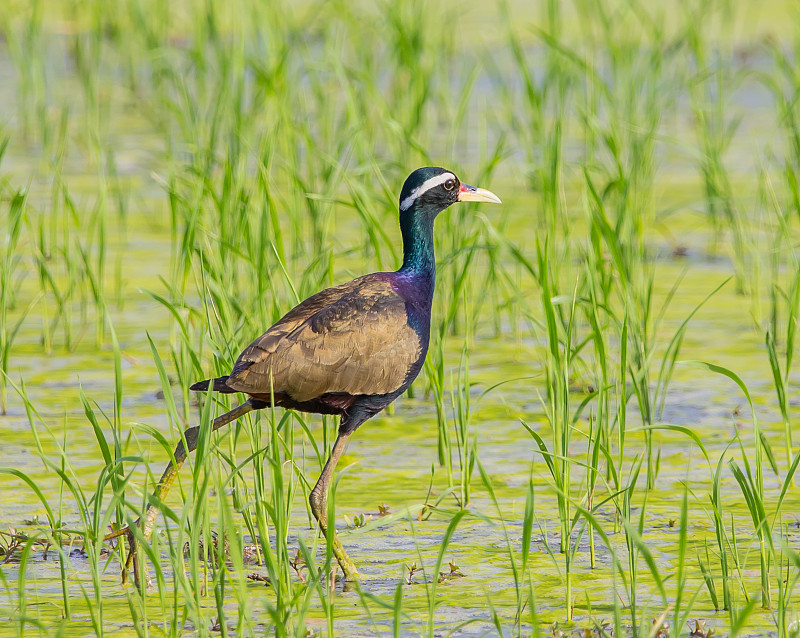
[106,166,501,587]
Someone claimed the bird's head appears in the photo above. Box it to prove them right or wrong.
[398,167,501,219]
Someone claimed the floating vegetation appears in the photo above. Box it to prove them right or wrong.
[1,0,800,635]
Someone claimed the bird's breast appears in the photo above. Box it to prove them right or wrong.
[384,273,433,355]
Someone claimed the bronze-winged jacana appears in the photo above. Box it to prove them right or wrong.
[107,167,501,585]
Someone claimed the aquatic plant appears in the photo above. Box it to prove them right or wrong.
[1,0,800,635]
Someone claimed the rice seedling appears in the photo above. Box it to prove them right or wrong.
[3,0,800,635]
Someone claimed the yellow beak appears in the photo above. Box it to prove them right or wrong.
[457,183,502,204]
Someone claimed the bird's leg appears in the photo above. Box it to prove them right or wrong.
[105,400,258,588]
[309,432,360,581]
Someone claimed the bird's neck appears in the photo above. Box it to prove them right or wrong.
[398,209,436,298]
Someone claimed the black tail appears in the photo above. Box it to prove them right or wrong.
[190,376,237,394]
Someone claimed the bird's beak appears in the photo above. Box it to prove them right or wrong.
[457,183,502,204]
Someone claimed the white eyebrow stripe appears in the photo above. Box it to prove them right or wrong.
[399,172,456,211]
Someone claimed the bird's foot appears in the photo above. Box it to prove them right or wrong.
[104,520,152,590]
[103,522,132,543]
[309,490,360,582]
[336,549,360,583]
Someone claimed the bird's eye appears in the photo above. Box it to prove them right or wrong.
[444,179,455,191]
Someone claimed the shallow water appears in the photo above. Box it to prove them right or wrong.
[2,3,800,637]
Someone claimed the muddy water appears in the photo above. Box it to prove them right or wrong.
[1,35,799,638]
[3,206,797,637]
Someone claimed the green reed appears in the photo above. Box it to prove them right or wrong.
[0,191,28,414]
[684,0,748,279]
[3,0,800,634]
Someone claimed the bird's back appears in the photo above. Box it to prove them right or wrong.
[225,273,425,402]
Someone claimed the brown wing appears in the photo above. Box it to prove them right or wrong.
[225,275,421,401]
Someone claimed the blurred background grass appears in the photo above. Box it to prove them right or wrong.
[2,0,800,636]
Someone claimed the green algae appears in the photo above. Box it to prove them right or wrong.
[2,0,800,636]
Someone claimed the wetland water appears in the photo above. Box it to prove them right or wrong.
[1,2,800,636]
